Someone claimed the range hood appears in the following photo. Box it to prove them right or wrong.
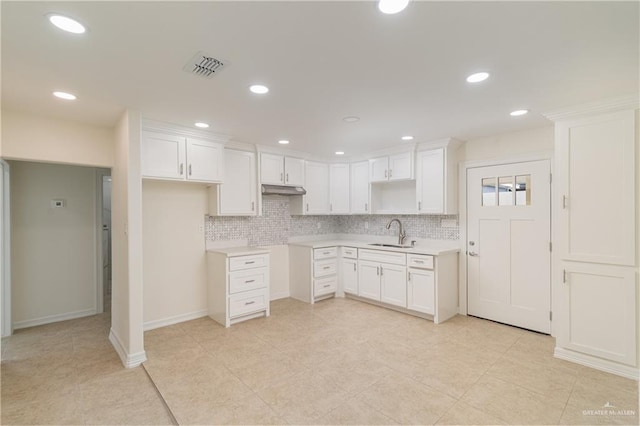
[261,184,307,196]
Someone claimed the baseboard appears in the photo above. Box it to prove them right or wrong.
[13,308,96,330]
[554,347,639,380]
[143,309,208,331]
[270,290,290,301]
[109,328,147,368]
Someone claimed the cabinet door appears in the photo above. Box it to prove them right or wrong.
[141,131,186,180]
[304,161,330,214]
[341,258,358,294]
[557,262,636,366]
[380,263,407,307]
[358,260,381,301]
[416,149,444,214]
[388,152,413,180]
[284,157,305,186]
[186,138,224,182]
[556,110,635,266]
[219,150,256,215]
[260,153,285,184]
[369,157,388,182]
[350,161,370,213]
[407,268,435,314]
[329,163,350,214]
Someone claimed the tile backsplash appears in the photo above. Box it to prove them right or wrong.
[205,195,459,246]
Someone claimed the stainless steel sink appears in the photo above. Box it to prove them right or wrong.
[368,243,413,249]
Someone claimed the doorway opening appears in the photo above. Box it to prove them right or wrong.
[101,174,112,313]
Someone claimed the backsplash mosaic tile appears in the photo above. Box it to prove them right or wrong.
[205,196,459,245]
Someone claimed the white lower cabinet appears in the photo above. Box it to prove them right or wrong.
[358,260,382,300]
[289,245,338,303]
[358,249,407,306]
[207,250,270,327]
[407,268,435,315]
[380,264,407,308]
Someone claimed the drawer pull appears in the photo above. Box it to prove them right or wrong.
[323,266,331,270]
[245,261,255,264]
[244,279,255,284]
[323,251,331,255]
[414,260,424,263]
[244,301,256,306]
[323,284,331,288]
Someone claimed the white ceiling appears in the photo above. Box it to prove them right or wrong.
[2,1,638,157]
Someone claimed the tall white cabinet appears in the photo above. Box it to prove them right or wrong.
[549,103,638,377]
[350,161,370,214]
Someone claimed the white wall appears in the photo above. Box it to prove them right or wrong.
[142,180,208,328]
[1,110,114,168]
[10,161,97,328]
[461,125,554,163]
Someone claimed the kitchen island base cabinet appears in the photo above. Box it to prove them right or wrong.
[289,245,338,304]
[207,250,270,327]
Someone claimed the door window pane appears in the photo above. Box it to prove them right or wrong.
[498,176,514,206]
[516,175,531,205]
[482,177,496,206]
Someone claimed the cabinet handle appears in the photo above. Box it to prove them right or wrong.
[384,169,387,178]
[323,284,331,288]
[323,266,331,270]
[414,260,424,264]
[389,169,393,178]
[286,173,289,183]
[323,251,331,255]
[244,301,255,306]
[251,201,255,211]
[353,263,356,271]
[306,203,309,212]
[245,279,255,284]
[180,163,184,175]
[245,261,255,264]
[563,269,568,283]
[188,164,192,176]
[562,195,568,209]
[330,204,333,212]
[418,201,421,211]
[408,272,411,281]
[380,266,384,276]
[376,266,379,276]
[365,203,368,211]
[280,172,284,182]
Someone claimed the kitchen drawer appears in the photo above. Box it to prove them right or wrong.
[341,246,358,259]
[229,267,268,294]
[314,259,337,277]
[229,288,268,318]
[407,254,434,269]
[314,247,337,260]
[314,276,337,297]
[358,249,406,266]
[229,254,268,271]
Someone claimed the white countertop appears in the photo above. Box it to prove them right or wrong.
[288,239,460,256]
[206,246,270,257]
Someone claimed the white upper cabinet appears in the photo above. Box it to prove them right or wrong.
[350,161,370,214]
[209,149,256,216]
[416,140,460,214]
[329,163,350,214]
[303,161,330,214]
[284,157,305,186]
[369,152,414,182]
[260,153,305,186]
[142,131,224,183]
[556,109,636,266]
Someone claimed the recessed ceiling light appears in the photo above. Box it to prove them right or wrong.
[466,72,490,83]
[278,140,290,145]
[401,136,414,141]
[194,122,209,128]
[335,151,345,155]
[47,14,86,34]
[249,84,269,94]
[342,116,360,123]
[510,109,529,116]
[378,0,410,14]
[53,91,76,100]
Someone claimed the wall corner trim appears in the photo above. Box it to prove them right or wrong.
[109,328,147,368]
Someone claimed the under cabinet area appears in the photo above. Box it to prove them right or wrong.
[207,249,270,327]
[142,130,225,183]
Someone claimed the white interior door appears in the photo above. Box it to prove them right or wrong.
[467,160,551,333]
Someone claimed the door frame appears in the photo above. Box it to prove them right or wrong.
[1,160,11,337]
[458,152,554,333]
[95,169,111,314]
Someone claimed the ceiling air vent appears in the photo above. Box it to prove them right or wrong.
[183,51,225,78]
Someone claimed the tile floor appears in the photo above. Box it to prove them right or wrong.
[2,297,639,425]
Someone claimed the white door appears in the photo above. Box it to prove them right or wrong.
[416,149,444,214]
[329,164,350,214]
[388,152,413,180]
[358,260,381,300]
[467,160,551,333]
[380,264,407,307]
[350,161,369,213]
[407,268,434,315]
[186,138,224,182]
[220,150,256,215]
[0,161,11,337]
[304,161,329,214]
[141,131,185,179]
[260,153,285,185]
[369,157,388,182]
[284,157,305,186]
[341,258,358,294]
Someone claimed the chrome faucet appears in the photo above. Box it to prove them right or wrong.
[386,218,406,245]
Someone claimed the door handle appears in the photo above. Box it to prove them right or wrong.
[468,251,478,256]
